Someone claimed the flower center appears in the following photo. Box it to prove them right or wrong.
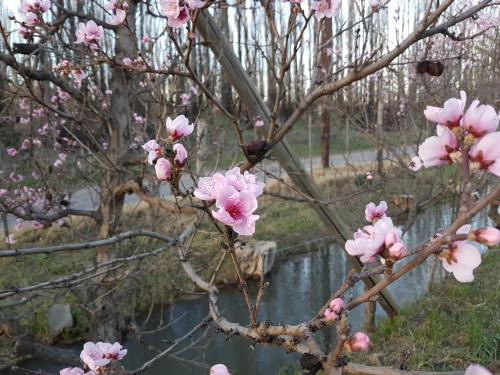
[227,204,241,219]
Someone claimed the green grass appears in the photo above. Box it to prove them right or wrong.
[363,250,500,371]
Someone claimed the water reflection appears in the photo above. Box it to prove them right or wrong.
[8,205,491,375]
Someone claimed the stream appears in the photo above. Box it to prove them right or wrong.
[6,204,491,375]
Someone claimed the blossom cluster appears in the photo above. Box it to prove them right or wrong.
[311,0,341,19]
[142,115,193,182]
[60,341,127,374]
[75,21,104,51]
[411,91,500,175]
[122,57,147,71]
[105,0,129,25]
[18,0,51,39]
[323,297,343,321]
[289,0,379,21]
[159,0,204,28]
[345,201,406,263]
[194,168,264,236]
[54,60,88,89]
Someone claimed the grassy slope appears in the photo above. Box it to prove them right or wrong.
[366,249,500,371]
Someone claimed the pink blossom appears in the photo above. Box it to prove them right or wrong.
[173,143,187,166]
[329,298,344,313]
[160,0,181,17]
[423,91,467,129]
[418,127,459,168]
[186,0,204,8]
[24,12,40,27]
[80,342,110,372]
[95,342,127,360]
[210,364,231,375]
[75,21,104,46]
[59,368,85,375]
[324,309,338,321]
[7,148,17,157]
[104,0,128,25]
[20,0,50,13]
[167,5,190,28]
[165,115,194,141]
[345,332,370,352]
[369,0,379,10]
[365,201,387,223]
[469,132,500,176]
[133,113,145,125]
[388,242,406,260]
[311,0,341,20]
[194,169,263,202]
[180,93,191,106]
[439,233,481,283]
[121,57,146,70]
[324,298,343,321]
[469,227,500,247]
[345,217,402,263]
[255,120,264,128]
[18,26,32,39]
[194,173,226,200]
[462,101,499,137]
[142,140,162,164]
[408,156,422,171]
[142,35,152,44]
[155,158,172,181]
[224,167,264,197]
[464,365,492,375]
[72,69,87,88]
[109,9,127,25]
[212,184,259,236]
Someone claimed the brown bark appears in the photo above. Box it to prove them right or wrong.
[319,18,333,169]
[219,4,233,112]
[376,99,385,177]
[91,0,140,342]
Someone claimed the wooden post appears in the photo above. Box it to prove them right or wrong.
[195,11,398,318]
[376,99,385,178]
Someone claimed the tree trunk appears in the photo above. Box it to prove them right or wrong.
[91,0,140,342]
[219,4,233,112]
[319,18,333,169]
[376,99,385,178]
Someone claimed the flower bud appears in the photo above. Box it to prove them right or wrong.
[210,364,231,375]
[155,158,172,181]
[384,232,398,248]
[173,143,187,167]
[344,332,370,352]
[324,308,338,321]
[469,227,500,247]
[388,242,406,260]
[328,298,344,314]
